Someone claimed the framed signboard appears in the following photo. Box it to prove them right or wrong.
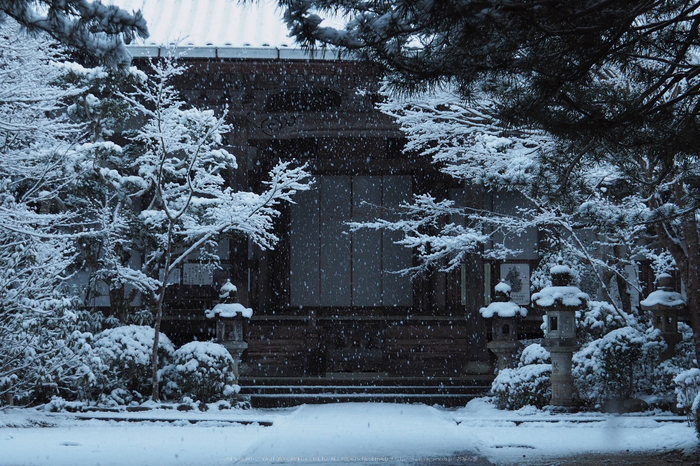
[183,263,213,286]
[500,263,531,305]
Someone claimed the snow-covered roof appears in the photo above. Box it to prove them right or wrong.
[550,264,573,275]
[640,289,685,309]
[206,302,253,319]
[494,281,511,294]
[531,286,589,309]
[109,0,345,60]
[479,301,527,319]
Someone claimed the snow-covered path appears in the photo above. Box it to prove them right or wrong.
[233,403,482,464]
[1,416,268,466]
[1,403,486,466]
[0,400,696,465]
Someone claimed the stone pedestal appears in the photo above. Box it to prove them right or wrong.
[545,344,577,407]
[487,339,520,371]
[222,341,248,378]
[659,332,683,360]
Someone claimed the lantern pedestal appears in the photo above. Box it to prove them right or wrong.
[222,341,248,378]
[543,343,578,407]
[487,339,520,371]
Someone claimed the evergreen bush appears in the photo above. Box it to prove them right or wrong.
[573,327,665,407]
[2,307,98,406]
[91,325,174,403]
[162,341,239,403]
[491,343,552,410]
[492,364,552,410]
[674,368,700,413]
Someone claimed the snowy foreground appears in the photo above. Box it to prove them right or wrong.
[0,399,696,465]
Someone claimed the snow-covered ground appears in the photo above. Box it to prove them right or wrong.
[1,399,696,465]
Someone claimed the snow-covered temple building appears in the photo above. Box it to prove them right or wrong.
[107,0,543,397]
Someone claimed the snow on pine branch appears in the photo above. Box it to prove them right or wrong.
[0,0,149,68]
[368,80,669,283]
[377,83,552,188]
[191,161,313,253]
[349,193,526,273]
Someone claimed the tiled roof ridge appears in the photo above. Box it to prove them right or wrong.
[110,0,346,60]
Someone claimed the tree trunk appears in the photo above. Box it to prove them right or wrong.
[680,213,700,366]
[150,291,165,402]
[151,223,174,402]
[613,245,633,315]
[109,284,128,323]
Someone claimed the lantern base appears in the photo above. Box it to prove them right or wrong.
[543,344,579,408]
[487,340,520,371]
[221,341,248,379]
[660,332,682,361]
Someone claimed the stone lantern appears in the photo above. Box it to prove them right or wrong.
[205,280,252,377]
[532,264,588,408]
[480,280,528,371]
[640,273,684,360]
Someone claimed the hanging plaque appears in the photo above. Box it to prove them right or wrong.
[500,263,531,305]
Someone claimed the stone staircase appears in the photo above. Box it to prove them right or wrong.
[238,374,493,408]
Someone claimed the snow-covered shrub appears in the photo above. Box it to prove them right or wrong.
[491,343,552,410]
[42,396,89,413]
[26,328,97,405]
[518,343,551,366]
[648,323,699,403]
[679,370,700,439]
[91,325,174,402]
[492,364,552,410]
[674,368,700,413]
[573,327,664,407]
[1,304,100,406]
[652,359,686,402]
[673,322,697,368]
[577,301,632,343]
[162,341,239,403]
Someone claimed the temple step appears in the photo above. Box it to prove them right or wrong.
[237,376,493,408]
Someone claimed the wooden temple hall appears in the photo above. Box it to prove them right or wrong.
[110,0,542,403]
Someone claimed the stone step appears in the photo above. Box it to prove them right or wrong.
[240,375,494,385]
[238,376,493,408]
[240,385,488,395]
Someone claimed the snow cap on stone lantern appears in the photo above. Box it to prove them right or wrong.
[532,264,588,340]
[219,279,238,301]
[206,280,253,320]
[479,281,527,321]
[640,273,685,320]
